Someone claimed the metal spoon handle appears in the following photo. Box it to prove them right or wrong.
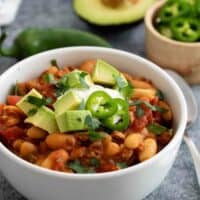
[184,134,200,185]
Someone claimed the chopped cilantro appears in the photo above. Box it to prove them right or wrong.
[130,100,167,113]
[88,130,104,141]
[90,158,100,168]
[13,83,19,95]
[27,96,46,107]
[78,100,85,110]
[27,108,38,116]
[43,73,56,84]
[55,75,69,97]
[50,59,59,68]
[136,106,145,117]
[79,72,89,89]
[27,96,52,107]
[147,123,168,135]
[113,74,127,88]
[85,115,100,130]
[156,90,164,100]
[46,97,53,105]
[69,160,88,173]
[155,106,168,113]
[117,162,127,169]
[113,74,134,100]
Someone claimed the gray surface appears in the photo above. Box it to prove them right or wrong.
[0,0,200,199]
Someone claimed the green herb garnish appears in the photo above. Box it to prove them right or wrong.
[43,73,56,84]
[50,59,59,68]
[147,123,168,135]
[85,115,101,130]
[88,130,104,141]
[130,100,167,113]
[27,108,38,116]
[156,90,164,100]
[114,74,127,88]
[136,106,145,117]
[113,74,134,100]
[79,72,89,89]
[69,160,89,173]
[117,162,127,169]
[79,100,85,110]
[27,96,46,107]
[85,115,103,141]
[90,158,100,168]
[55,75,70,97]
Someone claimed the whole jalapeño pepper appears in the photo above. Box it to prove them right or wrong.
[0,28,111,59]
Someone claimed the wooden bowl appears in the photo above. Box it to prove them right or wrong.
[145,0,200,84]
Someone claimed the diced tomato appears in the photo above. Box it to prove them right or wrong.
[7,96,22,105]
[0,126,24,142]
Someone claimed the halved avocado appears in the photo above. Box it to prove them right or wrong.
[73,0,156,26]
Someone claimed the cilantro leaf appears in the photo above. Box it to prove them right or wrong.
[78,100,85,110]
[90,158,100,168]
[113,74,127,88]
[69,160,89,173]
[117,162,127,169]
[156,90,164,100]
[85,115,100,130]
[155,106,168,113]
[12,83,19,95]
[136,106,145,117]
[55,75,70,97]
[27,96,46,107]
[88,130,104,141]
[79,72,89,89]
[50,59,59,68]
[113,74,134,100]
[43,73,56,84]
[147,123,168,135]
[27,108,38,116]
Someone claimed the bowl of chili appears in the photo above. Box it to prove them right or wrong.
[145,0,200,84]
[0,47,187,200]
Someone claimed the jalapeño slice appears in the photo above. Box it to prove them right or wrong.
[86,91,117,119]
[170,18,200,42]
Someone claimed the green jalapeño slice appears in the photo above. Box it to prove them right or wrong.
[103,98,129,131]
[171,18,200,42]
[86,91,117,119]
[158,0,191,23]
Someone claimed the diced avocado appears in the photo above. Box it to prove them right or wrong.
[25,106,59,134]
[92,59,120,86]
[56,110,91,132]
[73,0,156,26]
[53,90,82,115]
[67,70,93,88]
[16,89,43,115]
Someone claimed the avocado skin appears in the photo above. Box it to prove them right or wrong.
[73,0,156,26]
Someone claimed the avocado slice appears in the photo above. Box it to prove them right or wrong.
[73,0,156,26]
[16,89,43,115]
[92,59,120,86]
[25,106,59,134]
[56,110,91,132]
[67,70,93,88]
[53,90,82,115]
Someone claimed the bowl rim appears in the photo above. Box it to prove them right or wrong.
[145,0,200,47]
[0,47,187,179]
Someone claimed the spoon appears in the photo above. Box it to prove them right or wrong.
[165,69,200,185]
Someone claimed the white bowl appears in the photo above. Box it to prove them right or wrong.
[0,47,187,200]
